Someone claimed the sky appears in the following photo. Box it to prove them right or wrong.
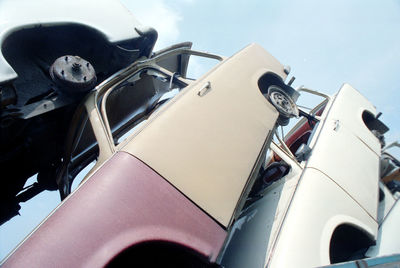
[120,0,400,143]
[1,0,400,261]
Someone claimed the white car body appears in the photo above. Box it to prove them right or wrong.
[219,84,400,267]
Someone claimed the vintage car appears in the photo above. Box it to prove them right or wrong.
[1,0,399,267]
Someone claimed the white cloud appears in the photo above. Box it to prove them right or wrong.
[120,0,184,50]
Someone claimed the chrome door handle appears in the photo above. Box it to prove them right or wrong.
[197,81,211,97]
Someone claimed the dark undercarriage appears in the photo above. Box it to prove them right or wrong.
[0,23,157,224]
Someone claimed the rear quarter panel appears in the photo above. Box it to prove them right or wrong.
[2,152,226,267]
[268,168,377,267]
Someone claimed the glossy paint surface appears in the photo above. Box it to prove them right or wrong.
[123,44,282,227]
[307,84,380,219]
[2,152,226,267]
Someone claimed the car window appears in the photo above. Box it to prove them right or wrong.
[276,93,328,163]
[185,55,220,80]
[103,68,187,146]
[58,109,99,198]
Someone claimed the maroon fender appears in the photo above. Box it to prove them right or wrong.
[3,152,226,267]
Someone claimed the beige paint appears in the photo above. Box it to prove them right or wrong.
[122,44,286,227]
[307,84,381,220]
[268,168,377,267]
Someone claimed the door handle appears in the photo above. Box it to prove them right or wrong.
[197,81,211,97]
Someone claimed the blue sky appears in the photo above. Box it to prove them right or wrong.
[122,0,400,142]
[1,0,400,261]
